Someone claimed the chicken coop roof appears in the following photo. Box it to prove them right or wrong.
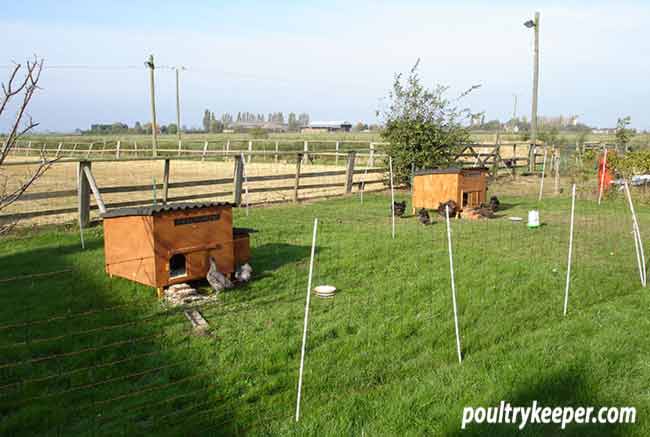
[101,202,233,218]
[414,167,488,176]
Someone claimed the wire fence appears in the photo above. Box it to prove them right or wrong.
[0,171,648,434]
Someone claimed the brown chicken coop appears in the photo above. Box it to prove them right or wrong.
[102,202,251,292]
[412,168,488,212]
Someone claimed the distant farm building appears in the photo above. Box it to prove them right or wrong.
[302,121,352,133]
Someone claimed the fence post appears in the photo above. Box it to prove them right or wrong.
[303,141,309,164]
[55,142,63,157]
[133,141,138,157]
[87,143,94,159]
[335,141,340,166]
[77,161,92,227]
[162,159,170,204]
[116,141,121,159]
[554,149,561,195]
[202,140,208,161]
[248,140,253,163]
[177,140,182,157]
[369,143,375,167]
[344,151,356,194]
[294,153,303,202]
[233,155,244,206]
[275,141,279,163]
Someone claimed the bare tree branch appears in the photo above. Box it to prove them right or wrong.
[0,56,47,235]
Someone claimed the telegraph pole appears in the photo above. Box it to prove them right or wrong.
[146,54,158,157]
[527,12,540,172]
[175,66,184,141]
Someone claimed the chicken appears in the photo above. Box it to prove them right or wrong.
[437,200,459,218]
[392,201,406,217]
[235,263,253,283]
[207,257,233,293]
[417,208,431,225]
[489,196,500,212]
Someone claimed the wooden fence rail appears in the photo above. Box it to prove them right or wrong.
[1,152,385,226]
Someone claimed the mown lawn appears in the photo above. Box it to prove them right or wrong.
[0,190,649,436]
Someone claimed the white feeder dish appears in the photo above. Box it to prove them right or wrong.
[314,285,337,298]
[508,216,523,222]
[527,210,541,228]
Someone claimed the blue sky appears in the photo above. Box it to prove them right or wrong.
[2,0,650,131]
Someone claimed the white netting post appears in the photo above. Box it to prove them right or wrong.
[445,205,462,363]
[538,148,547,201]
[563,184,576,316]
[240,152,249,216]
[295,218,319,422]
[624,180,646,286]
[389,156,395,239]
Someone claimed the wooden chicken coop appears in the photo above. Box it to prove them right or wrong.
[102,202,251,292]
[412,168,488,212]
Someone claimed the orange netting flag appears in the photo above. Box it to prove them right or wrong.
[598,151,614,193]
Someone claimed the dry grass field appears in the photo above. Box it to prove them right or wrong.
[1,156,383,226]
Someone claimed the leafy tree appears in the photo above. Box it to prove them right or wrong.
[288,113,298,131]
[379,60,479,185]
[298,113,310,126]
[133,121,144,134]
[481,119,501,130]
[616,116,633,152]
[209,119,223,133]
[167,123,178,135]
[353,122,368,132]
[202,110,211,132]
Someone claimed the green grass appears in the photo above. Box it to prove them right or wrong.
[1,191,649,436]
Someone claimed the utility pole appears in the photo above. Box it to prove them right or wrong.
[526,12,540,172]
[174,66,184,141]
[511,94,518,131]
[146,54,158,157]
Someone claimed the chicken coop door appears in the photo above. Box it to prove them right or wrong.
[462,191,481,208]
[169,254,187,278]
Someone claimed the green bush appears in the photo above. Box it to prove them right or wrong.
[378,60,478,186]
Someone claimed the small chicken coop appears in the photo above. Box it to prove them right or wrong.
[412,168,488,212]
[102,202,251,292]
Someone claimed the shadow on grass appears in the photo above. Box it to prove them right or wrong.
[448,367,631,437]
[0,235,241,436]
[252,243,313,274]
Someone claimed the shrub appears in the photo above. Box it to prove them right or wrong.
[378,60,479,186]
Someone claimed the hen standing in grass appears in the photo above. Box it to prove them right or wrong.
[207,257,233,293]
[417,208,431,225]
[392,201,406,217]
[437,200,459,218]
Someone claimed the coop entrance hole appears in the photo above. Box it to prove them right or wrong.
[169,254,186,278]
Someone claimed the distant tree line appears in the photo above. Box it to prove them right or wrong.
[201,110,311,133]
[85,122,179,136]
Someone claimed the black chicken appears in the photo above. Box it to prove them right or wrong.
[417,208,431,225]
[437,200,459,218]
[392,201,406,217]
[489,196,500,211]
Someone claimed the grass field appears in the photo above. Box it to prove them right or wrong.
[1,190,649,436]
[18,130,650,149]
